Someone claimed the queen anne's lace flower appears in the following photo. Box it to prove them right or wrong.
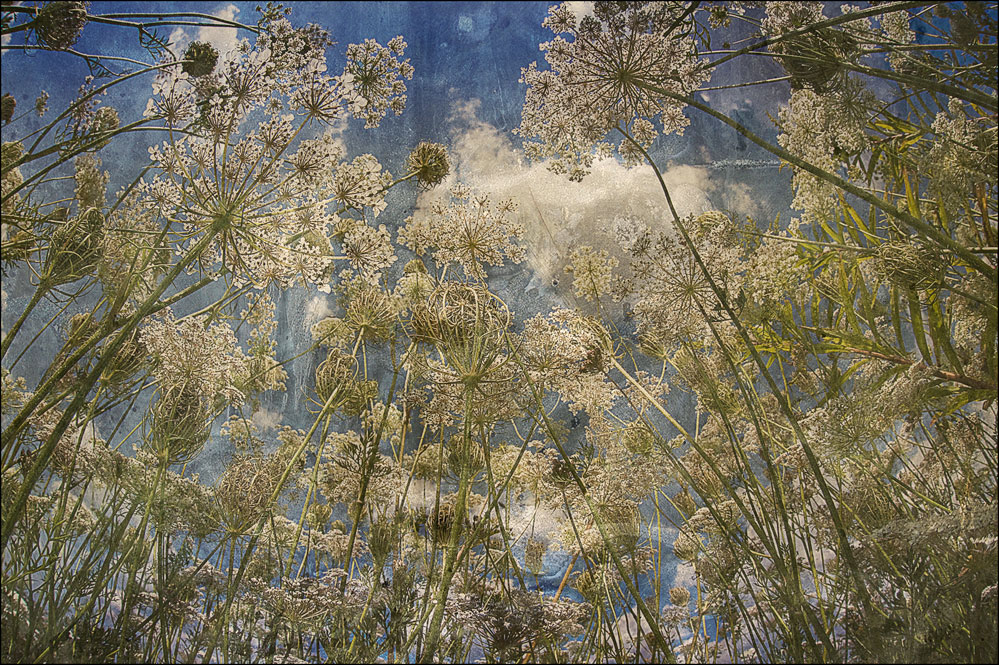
[517,2,711,180]
[341,219,398,284]
[564,246,617,301]
[520,308,614,416]
[761,1,824,38]
[342,36,414,128]
[141,309,246,405]
[880,11,914,72]
[399,184,525,279]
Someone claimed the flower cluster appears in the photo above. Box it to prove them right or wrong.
[564,245,617,302]
[516,2,711,180]
[399,184,525,280]
[140,309,246,406]
[520,307,615,416]
[615,212,742,351]
[342,36,414,128]
[777,83,871,223]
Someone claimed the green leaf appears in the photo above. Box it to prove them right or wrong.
[925,288,964,374]
[837,258,861,334]
[902,169,921,219]
[890,285,907,354]
[905,288,934,364]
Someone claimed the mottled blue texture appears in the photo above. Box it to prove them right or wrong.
[2,1,796,600]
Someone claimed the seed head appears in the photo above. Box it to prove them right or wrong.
[873,240,945,291]
[35,1,89,51]
[182,41,220,78]
[45,208,104,286]
[406,141,450,189]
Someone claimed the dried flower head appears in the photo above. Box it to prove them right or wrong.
[669,585,691,606]
[872,240,946,291]
[182,41,220,78]
[1,94,15,125]
[215,454,283,532]
[34,1,89,50]
[315,349,358,405]
[406,141,450,189]
[145,386,210,464]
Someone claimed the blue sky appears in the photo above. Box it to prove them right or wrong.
[2,1,795,449]
[0,0,804,611]
[2,1,790,191]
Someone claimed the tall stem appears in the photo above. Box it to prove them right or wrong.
[0,284,46,359]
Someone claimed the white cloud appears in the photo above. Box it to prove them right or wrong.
[197,4,243,61]
[168,4,243,61]
[565,1,595,23]
[168,26,187,51]
[415,99,715,294]
[251,406,282,431]
[505,496,568,545]
[673,560,696,588]
[303,294,333,330]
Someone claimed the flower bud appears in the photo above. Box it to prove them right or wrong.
[45,208,103,286]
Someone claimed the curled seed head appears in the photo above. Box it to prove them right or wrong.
[35,1,89,51]
[873,240,945,291]
[182,41,220,77]
[406,141,450,189]
[315,349,358,404]
[146,386,209,464]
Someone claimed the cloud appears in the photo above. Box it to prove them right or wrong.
[414,99,715,294]
[251,406,282,432]
[565,1,595,23]
[303,294,333,330]
[196,4,243,60]
[168,4,244,61]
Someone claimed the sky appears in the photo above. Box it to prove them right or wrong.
[2,0,796,382]
[1,1,800,603]
[0,0,798,501]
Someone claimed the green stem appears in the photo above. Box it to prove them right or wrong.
[0,283,46,360]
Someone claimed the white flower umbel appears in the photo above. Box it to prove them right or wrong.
[517,2,711,181]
